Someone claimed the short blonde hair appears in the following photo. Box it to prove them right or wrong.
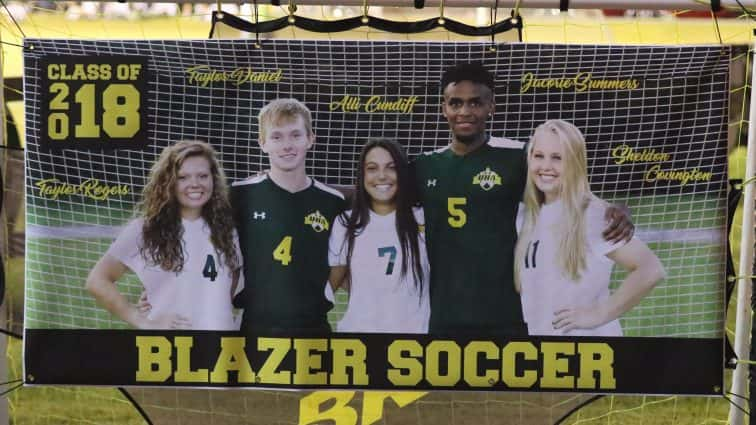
[258,98,313,144]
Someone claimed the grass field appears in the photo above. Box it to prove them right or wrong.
[24,190,728,339]
[23,237,727,337]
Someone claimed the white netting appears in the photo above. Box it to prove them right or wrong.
[23,40,728,339]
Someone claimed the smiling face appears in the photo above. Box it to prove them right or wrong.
[529,132,565,204]
[260,115,313,173]
[175,155,213,219]
[442,80,494,146]
[363,146,398,214]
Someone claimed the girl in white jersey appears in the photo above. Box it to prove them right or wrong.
[328,138,430,333]
[86,141,242,330]
[515,120,665,336]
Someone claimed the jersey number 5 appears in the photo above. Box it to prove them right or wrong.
[447,197,467,228]
[273,236,293,266]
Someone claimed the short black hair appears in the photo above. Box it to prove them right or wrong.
[440,63,495,94]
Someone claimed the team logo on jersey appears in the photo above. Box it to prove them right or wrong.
[472,167,502,191]
[304,210,330,232]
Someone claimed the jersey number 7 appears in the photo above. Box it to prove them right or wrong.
[378,246,397,275]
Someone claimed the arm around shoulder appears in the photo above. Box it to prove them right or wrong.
[603,202,635,243]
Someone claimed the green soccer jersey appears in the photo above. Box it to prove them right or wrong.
[414,136,528,335]
[231,175,346,334]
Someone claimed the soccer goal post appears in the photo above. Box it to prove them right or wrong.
[727,46,756,425]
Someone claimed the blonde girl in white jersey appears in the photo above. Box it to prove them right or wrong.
[86,141,242,330]
[328,138,430,333]
[515,120,665,336]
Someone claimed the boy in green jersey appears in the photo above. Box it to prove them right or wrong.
[232,98,346,335]
[413,63,632,336]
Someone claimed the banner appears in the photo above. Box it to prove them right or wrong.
[23,39,727,394]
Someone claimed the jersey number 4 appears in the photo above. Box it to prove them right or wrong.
[273,236,293,266]
[202,254,218,282]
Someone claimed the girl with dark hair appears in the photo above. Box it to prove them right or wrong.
[328,138,430,333]
[86,140,242,330]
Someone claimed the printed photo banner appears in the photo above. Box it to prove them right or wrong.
[22,40,728,394]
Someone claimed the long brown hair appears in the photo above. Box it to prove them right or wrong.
[137,140,239,273]
[340,138,424,293]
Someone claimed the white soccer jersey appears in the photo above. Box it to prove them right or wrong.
[329,207,430,333]
[518,199,628,336]
[107,218,241,330]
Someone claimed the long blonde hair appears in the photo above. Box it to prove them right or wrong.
[515,120,595,291]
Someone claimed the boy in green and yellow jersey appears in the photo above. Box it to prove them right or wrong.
[233,98,346,335]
